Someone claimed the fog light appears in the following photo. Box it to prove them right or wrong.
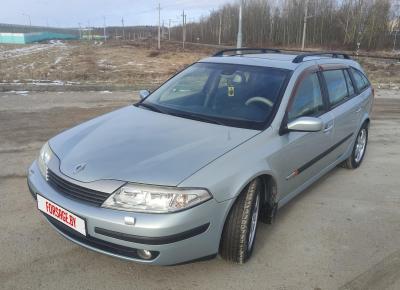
[137,249,152,260]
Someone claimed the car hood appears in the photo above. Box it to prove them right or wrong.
[50,106,259,186]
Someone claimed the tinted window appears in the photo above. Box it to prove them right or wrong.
[288,73,324,122]
[351,68,369,91]
[323,70,348,106]
[144,63,289,129]
[343,69,355,96]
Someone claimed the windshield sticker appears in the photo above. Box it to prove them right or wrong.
[228,86,235,97]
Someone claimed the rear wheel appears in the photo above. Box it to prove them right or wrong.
[220,179,261,263]
[343,123,368,169]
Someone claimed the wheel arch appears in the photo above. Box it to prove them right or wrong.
[221,173,279,231]
[218,173,279,258]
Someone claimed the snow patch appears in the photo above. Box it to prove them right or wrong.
[54,56,63,65]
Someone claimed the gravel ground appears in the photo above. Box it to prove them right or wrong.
[0,89,399,290]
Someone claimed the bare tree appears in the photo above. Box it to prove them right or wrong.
[170,0,396,50]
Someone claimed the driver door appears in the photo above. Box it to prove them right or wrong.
[269,71,335,202]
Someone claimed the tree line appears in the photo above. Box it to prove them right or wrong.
[170,0,400,51]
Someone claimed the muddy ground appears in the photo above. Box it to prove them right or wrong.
[1,40,399,90]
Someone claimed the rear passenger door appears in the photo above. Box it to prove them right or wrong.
[321,67,362,160]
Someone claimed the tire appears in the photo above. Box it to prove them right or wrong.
[343,122,368,169]
[220,179,261,264]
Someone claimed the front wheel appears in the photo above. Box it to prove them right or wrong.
[343,123,368,169]
[220,179,261,264]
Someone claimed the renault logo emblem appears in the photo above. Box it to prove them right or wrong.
[73,162,87,174]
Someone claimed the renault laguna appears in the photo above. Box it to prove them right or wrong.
[27,48,373,265]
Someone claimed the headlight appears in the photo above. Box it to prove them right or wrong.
[38,142,54,179]
[102,183,212,213]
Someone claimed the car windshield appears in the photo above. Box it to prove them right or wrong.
[141,62,290,130]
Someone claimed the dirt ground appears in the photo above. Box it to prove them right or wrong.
[0,40,399,89]
[0,89,399,290]
[0,40,208,88]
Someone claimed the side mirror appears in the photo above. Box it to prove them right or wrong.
[287,117,323,132]
[138,90,150,100]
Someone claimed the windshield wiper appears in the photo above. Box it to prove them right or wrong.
[136,102,166,114]
[172,112,226,126]
[137,103,226,126]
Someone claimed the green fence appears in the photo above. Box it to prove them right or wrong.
[0,32,78,44]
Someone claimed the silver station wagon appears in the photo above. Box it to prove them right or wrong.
[27,48,373,265]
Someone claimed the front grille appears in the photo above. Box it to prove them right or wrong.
[47,169,111,206]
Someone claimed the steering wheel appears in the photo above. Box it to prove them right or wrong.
[245,96,274,107]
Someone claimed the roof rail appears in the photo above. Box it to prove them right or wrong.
[213,48,281,57]
[292,52,351,63]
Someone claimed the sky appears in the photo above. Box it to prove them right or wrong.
[1,0,233,28]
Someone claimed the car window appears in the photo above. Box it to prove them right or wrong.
[343,69,355,96]
[351,68,369,92]
[157,65,209,103]
[144,62,290,130]
[288,73,324,122]
[323,70,348,107]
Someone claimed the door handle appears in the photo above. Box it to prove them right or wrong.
[323,122,334,133]
[354,107,362,113]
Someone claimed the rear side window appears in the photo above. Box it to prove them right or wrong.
[351,68,369,92]
[288,73,324,122]
[323,70,348,107]
[343,70,355,96]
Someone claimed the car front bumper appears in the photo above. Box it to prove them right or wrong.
[27,161,233,265]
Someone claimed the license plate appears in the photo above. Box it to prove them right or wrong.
[37,194,86,236]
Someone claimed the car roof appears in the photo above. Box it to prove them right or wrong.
[199,52,360,71]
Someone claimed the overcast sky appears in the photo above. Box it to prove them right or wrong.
[1,0,233,28]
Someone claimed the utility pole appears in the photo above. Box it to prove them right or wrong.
[87,20,92,40]
[121,17,125,40]
[78,22,82,39]
[157,3,161,49]
[168,19,172,41]
[218,13,222,45]
[22,13,32,33]
[162,20,165,39]
[394,30,399,51]
[301,0,309,51]
[236,3,242,48]
[182,10,186,49]
[103,16,106,42]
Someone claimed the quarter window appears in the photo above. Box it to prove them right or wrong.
[288,73,324,122]
[323,70,348,107]
[351,68,369,92]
